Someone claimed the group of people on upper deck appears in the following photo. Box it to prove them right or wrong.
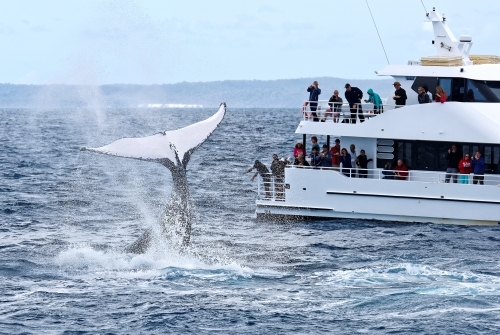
[305,80,451,123]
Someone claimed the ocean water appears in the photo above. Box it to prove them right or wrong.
[1,107,500,334]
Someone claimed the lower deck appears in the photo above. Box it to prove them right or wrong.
[256,166,500,226]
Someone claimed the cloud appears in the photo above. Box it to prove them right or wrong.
[30,24,50,33]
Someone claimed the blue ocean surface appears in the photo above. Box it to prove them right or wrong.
[1,108,500,334]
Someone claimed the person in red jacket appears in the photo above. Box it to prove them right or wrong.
[435,86,448,103]
[394,159,409,180]
[458,154,471,184]
[458,153,472,184]
[330,138,341,169]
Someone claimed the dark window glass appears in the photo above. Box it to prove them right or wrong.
[411,77,438,95]
[466,80,500,102]
[438,78,452,101]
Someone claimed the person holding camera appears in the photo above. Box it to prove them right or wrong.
[323,90,343,122]
[445,145,461,183]
[307,81,321,122]
[393,81,407,108]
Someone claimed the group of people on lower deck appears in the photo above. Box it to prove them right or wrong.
[293,137,374,178]
[443,145,486,185]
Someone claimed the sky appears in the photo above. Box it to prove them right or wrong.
[1,0,499,85]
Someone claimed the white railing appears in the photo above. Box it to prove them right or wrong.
[256,173,286,201]
[285,165,500,185]
[301,101,401,123]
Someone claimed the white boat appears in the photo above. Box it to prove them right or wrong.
[255,8,500,226]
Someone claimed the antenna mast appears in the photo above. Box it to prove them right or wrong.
[365,0,390,65]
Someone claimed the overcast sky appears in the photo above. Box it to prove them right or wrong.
[1,0,499,85]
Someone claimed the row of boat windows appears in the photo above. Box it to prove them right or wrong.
[410,77,500,103]
[377,140,500,174]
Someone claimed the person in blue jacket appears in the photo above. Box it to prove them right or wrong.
[307,81,321,122]
[344,83,364,124]
[364,88,384,114]
[471,150,485,185]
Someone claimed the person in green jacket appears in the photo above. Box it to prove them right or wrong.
[364,88,384,114]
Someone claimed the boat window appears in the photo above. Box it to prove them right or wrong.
[466,80,500,102]
[377,139,500,173]
[411,77,438,95]
[438,78,452,101]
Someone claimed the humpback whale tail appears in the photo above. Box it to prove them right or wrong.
[82,103,227,252]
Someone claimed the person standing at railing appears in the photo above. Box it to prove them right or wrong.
[344,84,364,124]
[423,84,433,102]
[294,153,310,167]
[382,162,394,179]
[471,151,485,185]
[417,87,431,104]
[245,160,272,198]
[356,150,373,179]
[434,86,447,103]
[394,159,409,180]
[330,138,341,170]
[458,153,472,184]
[310,136,320,156]
[271,154,286,199]
[445,145,461,183]
[349,144,357,178]
[364,88,384,114]
[293,141,303,159]
[307,81,321,122]
[339,148,352,177]
[393,81,407,108]
[323,90,343,122]
[320,145,333,168]
[310,147,322,169]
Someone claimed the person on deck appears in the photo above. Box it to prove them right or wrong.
[339,148,352,177]
[293,141,304,159]
[310,147,321,169]
[364,88,384,114]
[393,81,407,108]
[323,90,343,122]
[349,144,357,178]
[320,145,333,168]
[356,150,373,178]
[394,159,409,180]
[445,145,461,183]
[344,83,364,124]
[423,84,433,102]
[330,138,341,169]
[271,154,286,199]
[417,86,431,104]
[294,153,310,167]
[471,151,485,185]
[458,153,472,184]
[307,81,321,122]
[382,162,394,180]
[310,136,320,156]
[435,86,447,103]
[245,160,271,198]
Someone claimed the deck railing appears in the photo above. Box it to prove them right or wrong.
[256,166,500,200]
[301,100,401,123]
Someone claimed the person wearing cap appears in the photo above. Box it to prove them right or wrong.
[330,138,341,169]
[344,83,364,123]
[307,81,321,122]
[393,81,407,107]
[320,144,333,168]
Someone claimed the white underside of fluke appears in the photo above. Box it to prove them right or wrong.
[85,104,226,161]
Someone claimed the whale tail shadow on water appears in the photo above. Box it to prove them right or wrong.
[82,103,227,253]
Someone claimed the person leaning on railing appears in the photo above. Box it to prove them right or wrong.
[434,86,447,103]
[382,162,394,180]
[364,88,384,114]
[244,160,272,198]
[323,90,343,122]
[344,83,364,124]
[294,153,310,167]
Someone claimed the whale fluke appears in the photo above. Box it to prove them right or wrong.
[83,103,227,253]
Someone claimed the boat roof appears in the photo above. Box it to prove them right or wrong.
[377,64,500,81]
